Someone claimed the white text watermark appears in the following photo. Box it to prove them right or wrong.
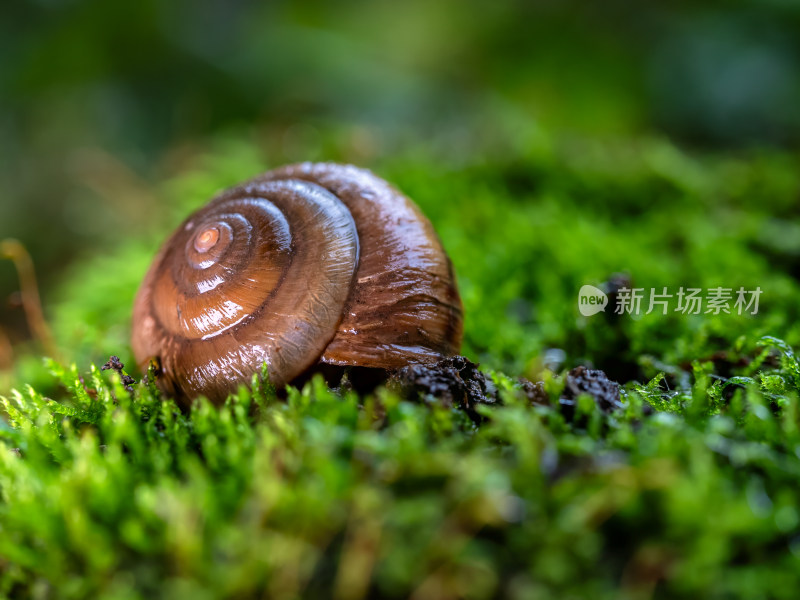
[578,285,762,317]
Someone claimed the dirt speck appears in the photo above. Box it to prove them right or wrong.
[101,355,136,393]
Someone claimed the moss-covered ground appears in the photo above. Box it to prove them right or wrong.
[2,131,800,599]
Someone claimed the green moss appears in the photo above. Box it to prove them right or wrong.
[3,130,800,598]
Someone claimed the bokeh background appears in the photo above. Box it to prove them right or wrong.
[2,0,800,354]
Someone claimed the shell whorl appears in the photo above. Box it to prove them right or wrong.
[132,163,462,403]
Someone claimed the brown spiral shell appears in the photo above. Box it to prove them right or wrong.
[132,162,463,404]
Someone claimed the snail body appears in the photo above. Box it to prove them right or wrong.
[132,163,462,404]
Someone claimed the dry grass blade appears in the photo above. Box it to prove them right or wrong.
[0,239,57,360]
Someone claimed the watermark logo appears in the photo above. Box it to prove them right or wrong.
[578,285,762,317]
[578,285,609,316]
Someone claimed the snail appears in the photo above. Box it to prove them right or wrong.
[132,162,463,404]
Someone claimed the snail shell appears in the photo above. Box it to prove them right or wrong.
[132,163,463,403]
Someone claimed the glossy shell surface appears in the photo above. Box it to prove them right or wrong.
[132,163,462,403]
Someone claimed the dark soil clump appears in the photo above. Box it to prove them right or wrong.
[392,357,623,421]
[561,365,623,412]
[390,355,498,418]
[518,365,623,419]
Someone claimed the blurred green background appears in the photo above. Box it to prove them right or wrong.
[2,0,800,349]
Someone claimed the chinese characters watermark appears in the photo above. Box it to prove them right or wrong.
[578,285,762,317]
